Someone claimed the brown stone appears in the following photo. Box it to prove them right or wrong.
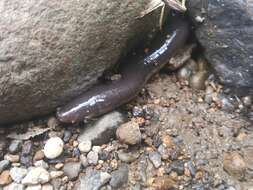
[223,152,246,179]
[0,170,12,186]
[33,150,45,161]
[116,121,141,145]
[4,154,20,163]
[152,176,177,190]
[161,134,175,148]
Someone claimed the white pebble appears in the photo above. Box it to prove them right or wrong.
[44,137,64,159]
[92,146,101,153]
[78,140,92,153]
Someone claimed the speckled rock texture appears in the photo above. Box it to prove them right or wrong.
[187,0,253,96]
[0,0,161,124]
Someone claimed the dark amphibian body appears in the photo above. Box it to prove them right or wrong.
[56,15,189,124]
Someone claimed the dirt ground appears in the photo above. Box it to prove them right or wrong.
[0,60,252,190]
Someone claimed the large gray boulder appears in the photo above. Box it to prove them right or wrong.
[0,0,161,124]
[187,0,253,96]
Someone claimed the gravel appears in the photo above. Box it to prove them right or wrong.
[0,49,252,190]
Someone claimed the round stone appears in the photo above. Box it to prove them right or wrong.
[44,137,64,159]
[78,140,92,153]
[116,121,141,145]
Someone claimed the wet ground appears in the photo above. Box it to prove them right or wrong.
[0,50,252,190]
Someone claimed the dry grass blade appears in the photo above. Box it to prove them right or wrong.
[139,0,165,18]
[163,0,187,12]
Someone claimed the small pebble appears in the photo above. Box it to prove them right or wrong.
[33,150,45,161]
[188,161,196,177]
[189,71,208,90]
[169,160,185,176]
[72,147,81,157]
[0,160,10,173]
[47,117,59,128]
[63,131,72,143]
[20,155,32,167]
[132,106,144,117]
[54,163,64,170]
[62,176,69,183]
[4,154,20,163]
[152,176,177,190]
[8,140,22,154]
[223,152,246,179]
[117,150,140,163]
[92,146,101,153]
[72,140,78,147]
[87,151,99,165]
[44,137,64,159]
[116,121,141,145]
[149,152,162,168]
[78,140,92,153]
[21,141,33,156]
[242,96,252,107]
[80,154,89,168]
[34,160,49,169]
[99,151,111,161]
[0,170,12,186]
[50,171,64,179]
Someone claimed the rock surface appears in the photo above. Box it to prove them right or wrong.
[0,0,161,124]
[187,0,253,95]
